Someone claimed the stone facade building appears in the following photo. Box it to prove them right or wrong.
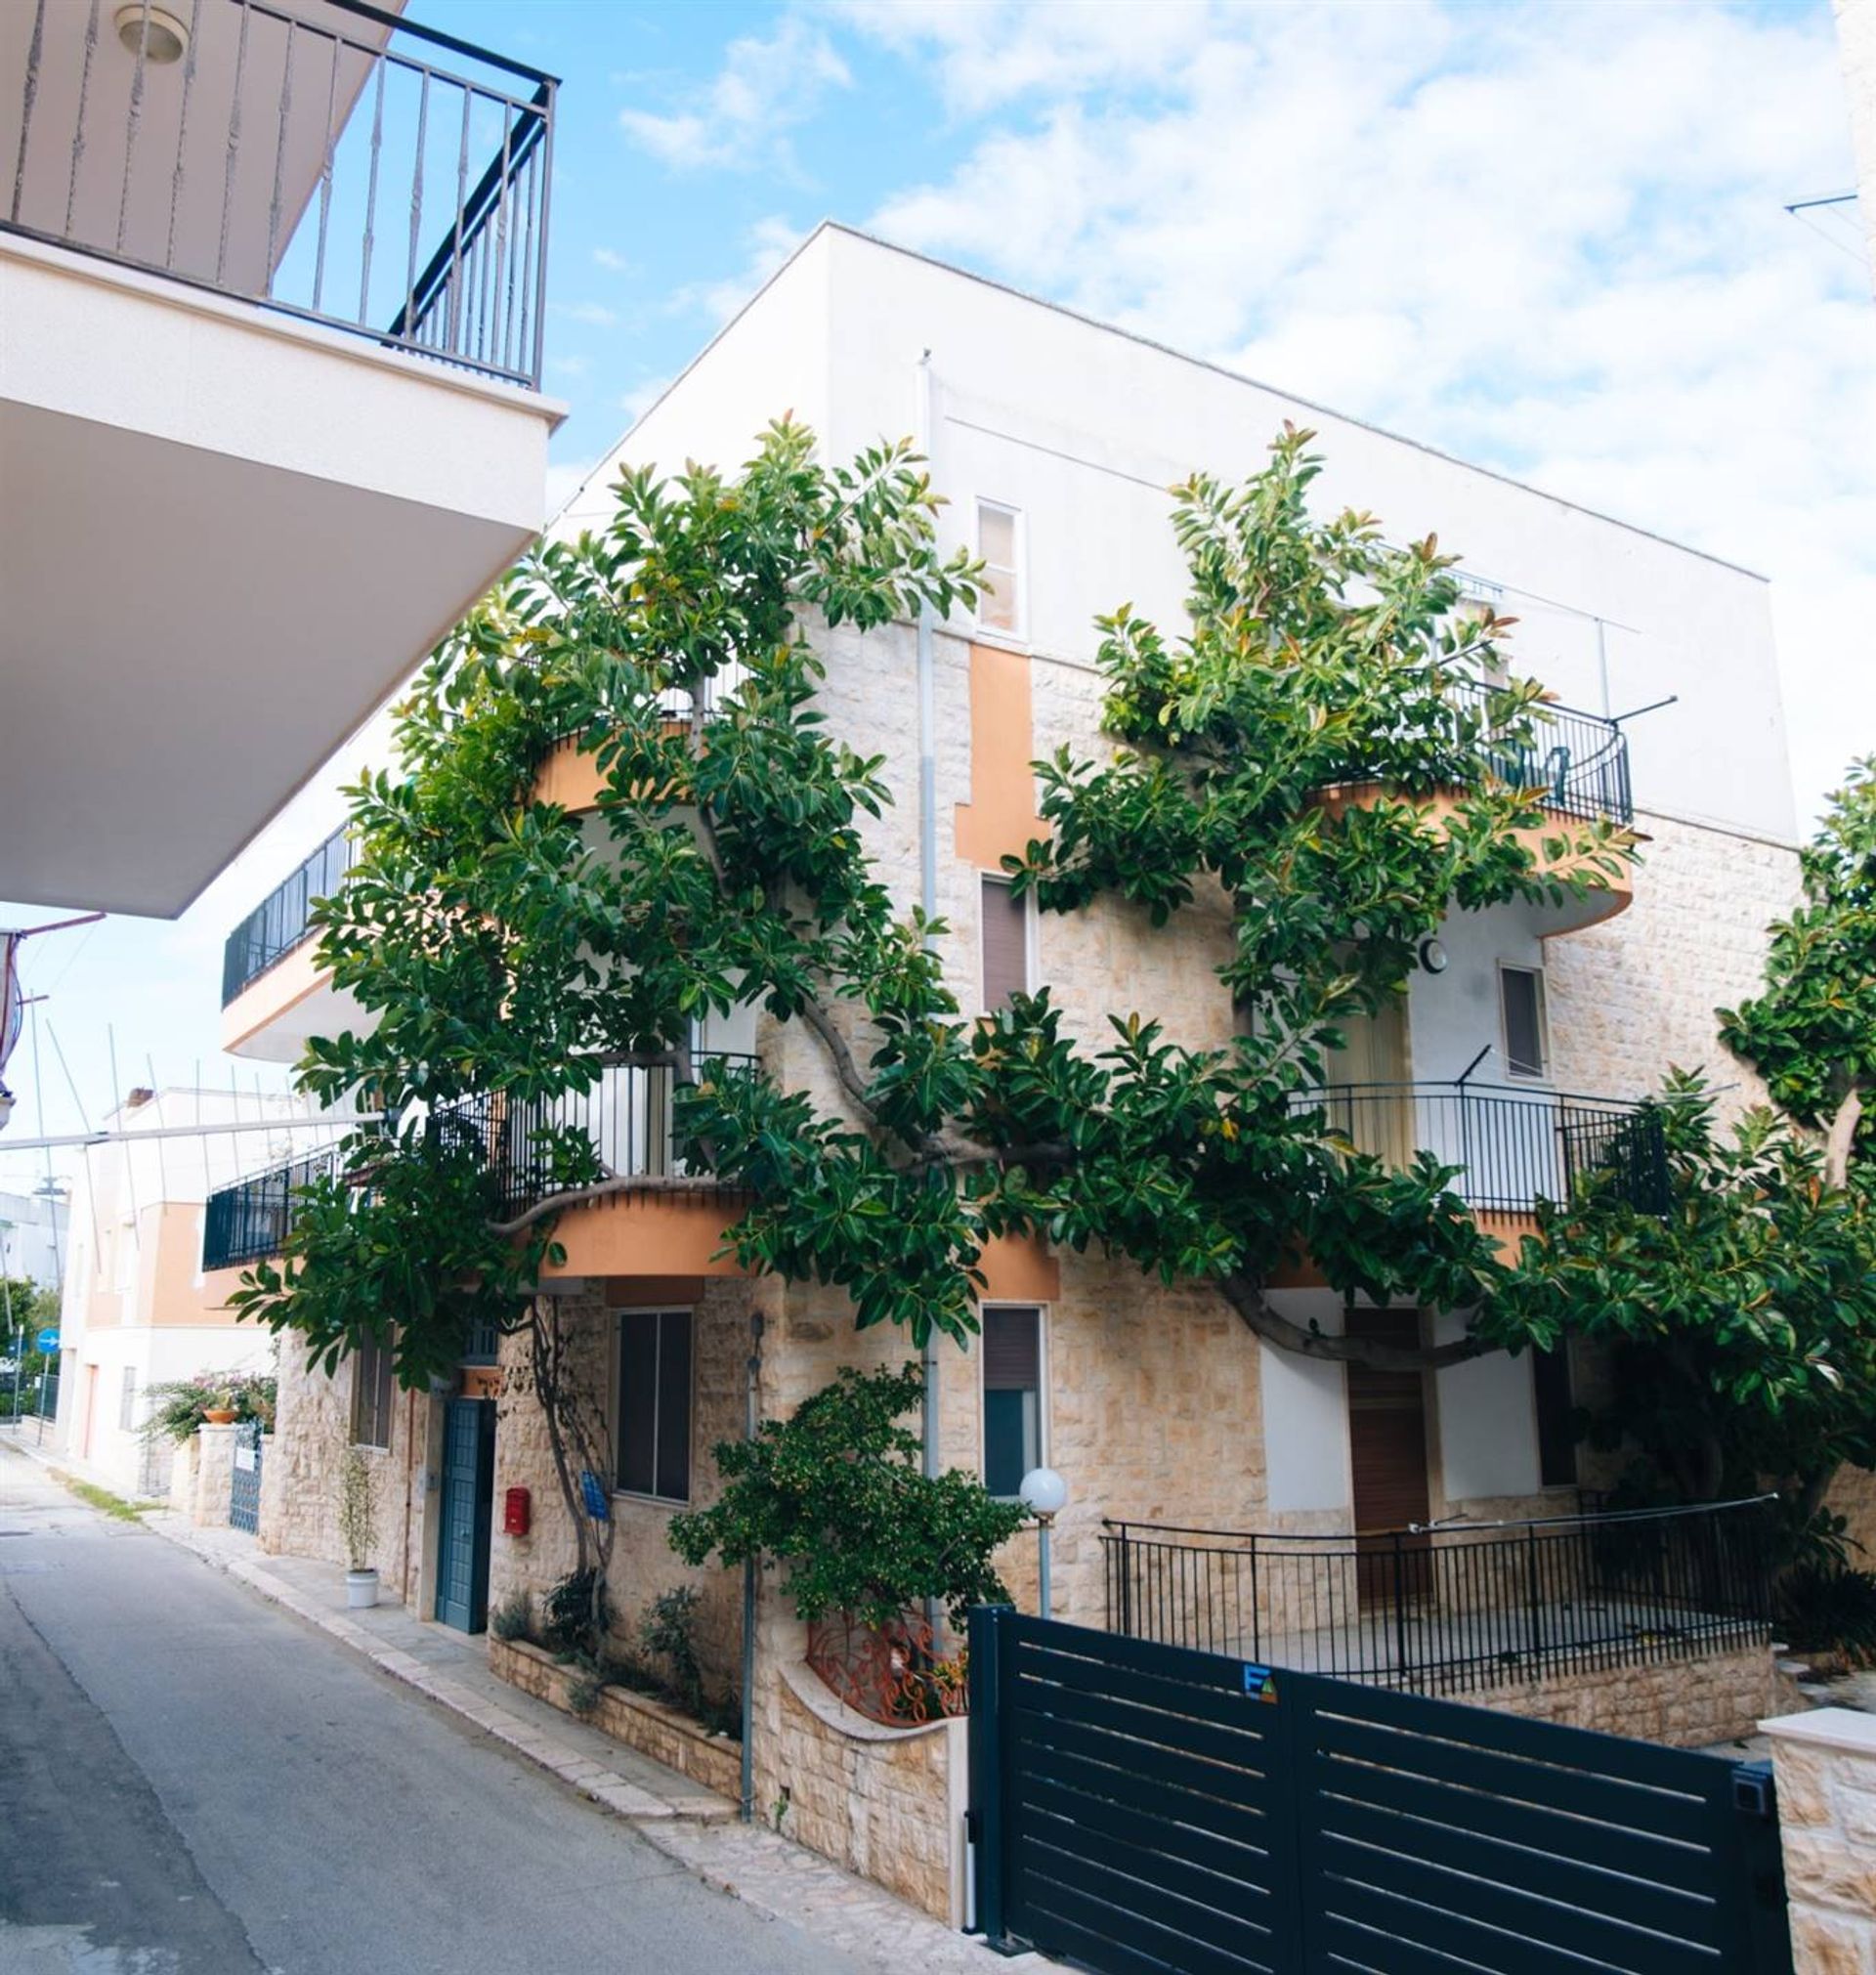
[209,228,1819,1918]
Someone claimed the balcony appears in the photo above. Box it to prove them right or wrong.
[220,825,363,1057]
[0,0,563,915]
[201,1057,760,1276]
[4,0,555,388]
[531,664,750,814]
[1294,1080,1669,1223]
[1101,1498,1775,1697]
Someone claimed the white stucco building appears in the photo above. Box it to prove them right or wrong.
[53,1086,337,1496]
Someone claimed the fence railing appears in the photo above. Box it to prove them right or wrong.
[1446,679,1633,826]
[201,1144,341,1270]
[1294,1080,1669,1216]
[6,0,556,388]
[1101,1498,1776,1696]
[1327,679,1632,827]
[221,824,351,1005]
[201,1054,761,1267]
[435,1054,759,1222]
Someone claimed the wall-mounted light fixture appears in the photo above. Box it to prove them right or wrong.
[115,4,190,64]
[1419,938,1449,974]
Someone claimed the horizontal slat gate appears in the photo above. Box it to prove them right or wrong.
[970,1610,1790,1975]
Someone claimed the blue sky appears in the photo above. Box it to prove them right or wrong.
[3,0,1871,1202]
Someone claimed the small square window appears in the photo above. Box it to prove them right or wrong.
[982,1306,1043,1499]
[976,500,1022,637]
[616,1310,691,1502]
[1499,966,1549,1081]
[981,876,1031,1010]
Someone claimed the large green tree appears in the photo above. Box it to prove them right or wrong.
[235,420,1643,1426]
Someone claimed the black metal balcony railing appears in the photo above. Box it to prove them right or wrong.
[1102,1498,1776,1696]
[1445,679,1633,827]
[201,1144,340,1270]
[6,0,555,388]
[200,1056,759,1268]
[438,1055,759,1222]
[221,824,351,1006]
[1294,1080,1669,1217]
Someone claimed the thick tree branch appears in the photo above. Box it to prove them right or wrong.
[489,1171,734,1237]
[1824,1085,1863,1191]
[1218,1270,1490,1371]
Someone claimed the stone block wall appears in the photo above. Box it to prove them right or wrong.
[1764,1709,1876,1974]
[263,1345,429,1602]
[488,1278,762,1696]
[1469,1643,1775,1748]
[191,1423,236,1526]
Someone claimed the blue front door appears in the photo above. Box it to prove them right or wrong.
[437,1399,495,1633]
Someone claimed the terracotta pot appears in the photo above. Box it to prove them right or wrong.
[202,1408,237,1425]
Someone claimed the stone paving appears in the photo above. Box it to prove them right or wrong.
[0,1437,1046,1974]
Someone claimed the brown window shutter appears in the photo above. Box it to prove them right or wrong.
[982,877,1029,1008]
[983,1307,1041,1390]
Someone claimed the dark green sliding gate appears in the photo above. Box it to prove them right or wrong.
[968,1610,1792,1975]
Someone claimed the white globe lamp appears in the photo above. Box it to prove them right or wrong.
[1019,1466,1069,1618]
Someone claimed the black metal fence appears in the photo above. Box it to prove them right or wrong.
[221,825,351,1006]
[201,1055,760,1267]
[6,0,555,388]
[1295,1080,1669,1216]
[201,1145,339,1270]
[435,1054,759,1222]
[1445,678,1633,826]
[1101,1498,1776,1696]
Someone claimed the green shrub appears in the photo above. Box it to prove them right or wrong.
[669,1365,1027,1628]
[1776,1563,1876,1664]
[142,1370,277,1443]
[565,1666,604,1716]
[541,1568,607,1657]
[640,1587,704,1715]
[490,1590,532,1643]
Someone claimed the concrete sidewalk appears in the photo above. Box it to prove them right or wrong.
[5,1431,1039,1973]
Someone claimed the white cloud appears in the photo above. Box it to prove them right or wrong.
[848,0,1875,822]
[549,300,619,327]
[673,215,807,325]
[620,17,851,173]
[543,456,599,520]
[618,374,673,428]
[550,354,590,380]
[591,246,633,273]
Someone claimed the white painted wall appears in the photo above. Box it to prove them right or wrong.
[1430,1310,1543,1504]
[1260,1291,1350,1514]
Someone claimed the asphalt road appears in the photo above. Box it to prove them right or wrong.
[0,1444,862,1975]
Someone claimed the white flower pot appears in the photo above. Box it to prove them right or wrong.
[346,1568,379,1610]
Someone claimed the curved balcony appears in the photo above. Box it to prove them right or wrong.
[219,825,362,1060]
[1273,1079,1666,1279]
[1314,685,1638,931]
[530,663,748,814]
[203,1056,761,1281]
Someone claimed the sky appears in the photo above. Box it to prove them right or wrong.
[2,0,1871,1210]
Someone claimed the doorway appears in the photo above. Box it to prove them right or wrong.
[1345,1308,1431,1611]
[437,1398,495,1634]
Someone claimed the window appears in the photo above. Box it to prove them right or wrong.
[1499,965,1549,1080]
[352,1333,395,1449]
[983,1306,1043,1498]
[1533,1345,1577,1487]
[616,1310,691,1502]
[462,1316,500,1366]
[981,875,1031,1010]
[118,1367,138,1433]
[976,500,1022,638]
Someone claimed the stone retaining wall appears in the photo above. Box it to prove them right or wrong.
[759,1655,965,1926]
[1462,1642,1777,1748]
[490,1635,742,1800]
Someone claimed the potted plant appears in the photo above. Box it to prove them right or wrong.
[202,1382,238,1426]
[340,1446,379,1608]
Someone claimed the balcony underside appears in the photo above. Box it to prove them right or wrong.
[0,234,558,916]
[1314,783,1636,933]
[1269,1210,1541,1289]
[221,939,364,1062]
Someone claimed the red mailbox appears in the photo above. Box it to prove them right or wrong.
[502,1486,531,1537]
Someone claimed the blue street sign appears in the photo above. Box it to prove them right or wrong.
[33,1328,58,1354]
